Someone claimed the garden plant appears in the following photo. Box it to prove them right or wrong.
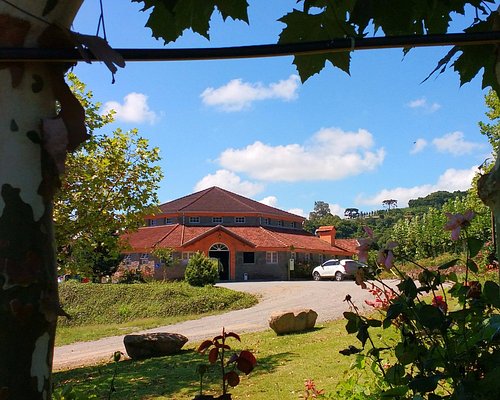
[340,211,499,399]
[196,328,257,399]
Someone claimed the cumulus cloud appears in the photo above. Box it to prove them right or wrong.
[329,203,345,217]
[410,138,428,154]
[288,208,306,217]
[200,75,300,111]
[407,97,441,113]
[432,131,484,155]
[259,196,278,207]
[356,165,478,208]
[218,127,385,182]
[103,92,158,124]
[194,169,264,197]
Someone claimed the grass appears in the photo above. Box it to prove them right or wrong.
[54,318,398,399]
[56,281,258,346]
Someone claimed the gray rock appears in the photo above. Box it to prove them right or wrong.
[268,309,318,335]
[124,332,188,359]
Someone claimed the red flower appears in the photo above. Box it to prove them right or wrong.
[432,295,448,313]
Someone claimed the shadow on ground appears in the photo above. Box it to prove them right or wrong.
[53,348,294,399]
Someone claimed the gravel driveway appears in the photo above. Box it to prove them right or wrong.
[53,280,378,370]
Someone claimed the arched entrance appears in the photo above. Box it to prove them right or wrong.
[208,243,230,280]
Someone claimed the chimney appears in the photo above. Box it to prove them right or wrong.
[316,226,337,246]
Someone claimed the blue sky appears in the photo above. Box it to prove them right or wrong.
[72,1,493,218]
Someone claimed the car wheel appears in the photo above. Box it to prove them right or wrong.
[334,271,343,281]
[313,271,321,281]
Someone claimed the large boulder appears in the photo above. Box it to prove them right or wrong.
[124,332,188,360]
[268,308,318,335]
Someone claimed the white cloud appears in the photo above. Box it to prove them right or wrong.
[356,165,478,208]
[407,97,441,113]
[103,92,158,124]
[218,127,385,182]
[329,203,345,217]
[259,196,278,207]
[410,138,428,154]
[200,75,300,111]
[432,131,484,155]
[194,169,264,197]
[288,208,306,217]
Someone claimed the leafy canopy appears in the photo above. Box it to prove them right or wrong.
[134,0,498,89]
[54,73,163,278]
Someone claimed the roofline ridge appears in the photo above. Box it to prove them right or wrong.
[218,187,305,219]
[154,224,180,248]
[259,226,289,247]
[159,187,213,211]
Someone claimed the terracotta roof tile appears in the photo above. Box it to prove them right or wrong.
[124,225,354,257]
[159,186,304,220]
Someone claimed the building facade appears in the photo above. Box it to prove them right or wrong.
[121,187,358,281]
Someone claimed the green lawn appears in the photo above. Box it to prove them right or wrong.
[54,319,397,399]
[56,281,258,346]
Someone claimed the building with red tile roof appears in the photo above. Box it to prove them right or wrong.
[121,187,357,281]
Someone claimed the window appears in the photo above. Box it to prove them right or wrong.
[123,254,132,265]
[189,216,200,223]
[212,217,223,224]
[291,221,297,228]
[150,219,157,226]
[263,218,270,225]
[140,253,149,264]
[290,252,296,260]
[243,252,255,264]
[165,218,173,224]
[182,252,196,261]
[235,217,245,223]
[266,251,278,264]
[304,253,310,262]
[319,254,324,263]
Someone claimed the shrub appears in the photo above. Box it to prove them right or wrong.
[185,252,219,286]
[342,213,500,399]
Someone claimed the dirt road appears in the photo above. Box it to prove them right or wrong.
[53,280,378,370]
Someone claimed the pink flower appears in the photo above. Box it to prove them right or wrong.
[432,295,448,313]
[377,241,398,271]
[444,210,474,241]
[357,226,374,263]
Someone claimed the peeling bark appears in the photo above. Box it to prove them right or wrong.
[0,2,84,399]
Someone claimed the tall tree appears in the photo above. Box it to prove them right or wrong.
[1,1,500,398]
[54,74,162,280]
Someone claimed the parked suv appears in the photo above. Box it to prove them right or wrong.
[312,259,365,281]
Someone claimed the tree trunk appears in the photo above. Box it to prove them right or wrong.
[0,2,83,399]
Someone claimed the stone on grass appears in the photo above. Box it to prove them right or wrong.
[124,332,188,360]
[268,308,318,335]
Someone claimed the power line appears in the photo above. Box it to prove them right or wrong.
[0,31,499,62]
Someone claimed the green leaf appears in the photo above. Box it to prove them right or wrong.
[385,363,406,385]
[408,375,440,393]
[467,258,478,273]
[415,304,444,330]
[395,342,418,365]
[278,9,353,81]
[356,322,369,347]
[398,278,417,299]
[467,237,483,258]
[381,385,409,397]
[483,281,500,307]
[438,258,459,270]
[216,0,249,23]
[366,318,382,327]
[345,318,360,334]
[385,302,403,322]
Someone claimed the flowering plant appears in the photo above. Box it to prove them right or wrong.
[341,211,499,399]
[196,328,256,399]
